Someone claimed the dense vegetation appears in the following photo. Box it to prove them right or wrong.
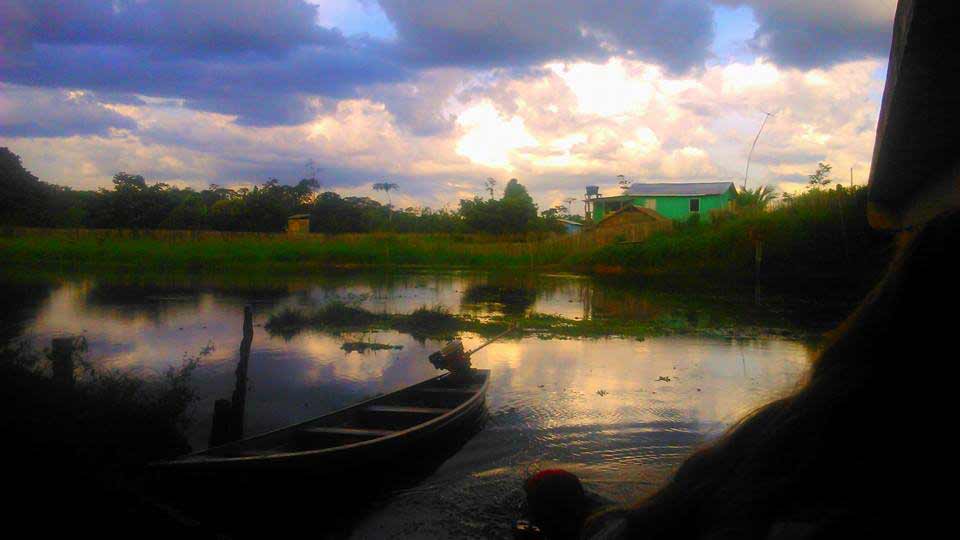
[0,147,568,234]
[1,147,894,296]
[587,184,892,295]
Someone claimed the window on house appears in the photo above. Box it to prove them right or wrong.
[645,199,657,210]
[689,198,700,212]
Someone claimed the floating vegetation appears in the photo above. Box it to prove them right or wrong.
[265,302,384,339]
[393,306,462,341]
[340,342,403,353]
[461,284,536,314]
[263,299,801,344]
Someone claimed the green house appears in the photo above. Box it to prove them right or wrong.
[590,181,737,221]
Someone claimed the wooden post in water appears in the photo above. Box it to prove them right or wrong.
[209,398,233,447]
[229,305,254,440]
[209,305,254,447]
[50,337,78,388]
[754,238,763,305]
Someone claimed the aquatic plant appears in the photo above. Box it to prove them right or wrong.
[340,341,403,353]
[392,306,462,341]
[265,302,385,339]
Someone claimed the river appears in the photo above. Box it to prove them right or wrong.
[2,269,821,538]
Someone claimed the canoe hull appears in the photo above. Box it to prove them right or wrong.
[152,369,490,473]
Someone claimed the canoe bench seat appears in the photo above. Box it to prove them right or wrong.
[414,387,477,407]
[360,405,452,430]
[417,387,477,394]
[294,426,396,448]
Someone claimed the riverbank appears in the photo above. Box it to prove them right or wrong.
[0,188,894,299]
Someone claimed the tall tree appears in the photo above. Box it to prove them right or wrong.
[484,177,497,199]
[0,147,49,226]
[808,162,833,189]
[372,181,399,207]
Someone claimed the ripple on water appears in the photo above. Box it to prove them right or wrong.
[11,275,812,538]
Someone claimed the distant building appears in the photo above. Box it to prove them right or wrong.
[589,181,736,221]
[557,219,583,234]
[286,214,311,234]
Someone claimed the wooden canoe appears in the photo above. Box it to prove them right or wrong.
[152,369,490,472]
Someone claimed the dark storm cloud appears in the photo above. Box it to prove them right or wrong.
[0,0,895,134]
[0,40,406,127]
[0,0,406,127]
[718,1,896,69]
[0,86,137,137]
[378,0,716,74]
[2,0,344,54]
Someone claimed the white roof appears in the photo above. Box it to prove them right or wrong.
[626,181,735,196]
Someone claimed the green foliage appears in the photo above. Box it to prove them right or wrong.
[0,149,562,234]
[734,184,779,210]
[0,342,202,468]
[459,178,541,234]
[808,162,833,188]
[581,185,891,295]
[0,146,85,227]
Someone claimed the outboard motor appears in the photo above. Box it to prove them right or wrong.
[428,339,472,373]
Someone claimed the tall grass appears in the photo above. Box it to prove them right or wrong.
[0,230,575,269]
[0,187,893,294]
[579,186,893,295]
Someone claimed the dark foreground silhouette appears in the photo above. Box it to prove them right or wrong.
[521,2,959,537]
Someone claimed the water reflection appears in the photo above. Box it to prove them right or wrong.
[4,270,815,536]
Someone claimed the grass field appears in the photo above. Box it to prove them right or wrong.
[0,228,572,269]
[0,187,895,294]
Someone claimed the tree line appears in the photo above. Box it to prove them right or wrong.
[0,148,578,235]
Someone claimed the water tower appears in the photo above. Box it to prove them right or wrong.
[584,185,601,219]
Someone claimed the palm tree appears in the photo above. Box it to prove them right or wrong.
[372,181,399,207]
[734,184,778,211]
[373,181,399,225]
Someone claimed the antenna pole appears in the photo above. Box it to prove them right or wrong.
[743,111,774,190]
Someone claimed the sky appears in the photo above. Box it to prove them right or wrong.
[0,0,898,211]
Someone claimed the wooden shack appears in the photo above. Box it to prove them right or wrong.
[592,205,672,243]
[286,214,311,234]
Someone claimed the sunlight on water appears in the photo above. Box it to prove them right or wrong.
[9,271,814,537]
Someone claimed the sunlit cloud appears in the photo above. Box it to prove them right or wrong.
[455,101,538,170]
[0,2,892,209]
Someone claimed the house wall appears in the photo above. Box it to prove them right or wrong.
[286,218,310,234]
[593,189,734,221]
[563,222,582,234]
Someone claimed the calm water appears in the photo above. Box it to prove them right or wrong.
[4,270,816,538]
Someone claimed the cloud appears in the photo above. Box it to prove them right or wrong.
[359,68,468,135]
[2,54,885,208]
[719,0,897,68]
[0,1,890,211]
[2,0,343,54]
[379,0,715,73]
[0,0,896,134]
[0,1,406,126]
[0,85,137,137]
[0,42,407,126]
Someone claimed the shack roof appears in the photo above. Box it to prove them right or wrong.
[288,214,311,219]
[597,205,667,224]
[626,181,735,197]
